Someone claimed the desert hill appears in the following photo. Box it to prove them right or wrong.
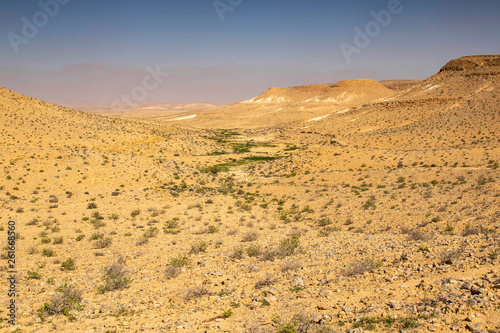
[157,79,397,128]
[0,86,220,154]
[162,55,500,131]
[84,102,219,119]
[287,55,500,150]
[1,56,499,332]
[242,79,393,104]
[0,86,155,150]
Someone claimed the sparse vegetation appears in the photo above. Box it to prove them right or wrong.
[3,54,500,331]
[343,256,382,276]
[170,254,190,267]
[189,241,208,254]
[97,256,132,293]
[38,283,83,318]
[61,258,76,271]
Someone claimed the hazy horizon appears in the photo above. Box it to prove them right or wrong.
[1,0,500,109]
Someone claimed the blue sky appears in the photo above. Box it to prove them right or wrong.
[1,0,499,107]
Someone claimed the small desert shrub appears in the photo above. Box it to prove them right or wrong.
[462,225,480,236]
[431,216,442,223]
[165,219,179,229]
[405,229,430,241]
[165,266,181,279]
[230,246,244,260]
[190,241,208,254]
[241,231,259,242]
[227,229,238,236]
[351,315,413,330]
[26,270,42,280]
[207,225,219,234]
[444,224,454,234]
[343,256,382,276]
[42,248,55,257]
[164,220,180,234]
[91,220,105,229]
[272,313,327,333]
[362,199,376,210]
[260,248,281,262]
[97,256,132,293]
[53,237,63,245]
[317,218,332,227]
[318,226,339,237]
[184,285,210,300]
[201,165,228,174]
[87,202,97,209]
[43,220,54,228]
[61,258,76,271]
[90,232,104,240]
[143,227,158,238]
[170,254,190,267]
[278,235,301,256]
[38,283,83,317]
[246,245,261,257]
[489,248,500,260]
[223,308,233,318]
[130,209,141,218]
[254,275,277,289]
[27,219,39,226]
[136,237,149,246]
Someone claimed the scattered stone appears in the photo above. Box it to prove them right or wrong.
[292,276,305,287]
[465,322,486,333]
[264,296,277,303]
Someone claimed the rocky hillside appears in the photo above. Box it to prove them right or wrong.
[293,54,500,151]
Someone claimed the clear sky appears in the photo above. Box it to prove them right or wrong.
[1,0,499,107]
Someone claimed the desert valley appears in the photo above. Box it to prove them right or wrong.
[1,55,500,333]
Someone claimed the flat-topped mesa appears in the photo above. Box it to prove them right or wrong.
[439,55,500,73]
[333,79,384,88]
[243,79,394,104]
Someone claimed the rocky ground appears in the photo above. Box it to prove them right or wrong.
[0,55,499,332]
